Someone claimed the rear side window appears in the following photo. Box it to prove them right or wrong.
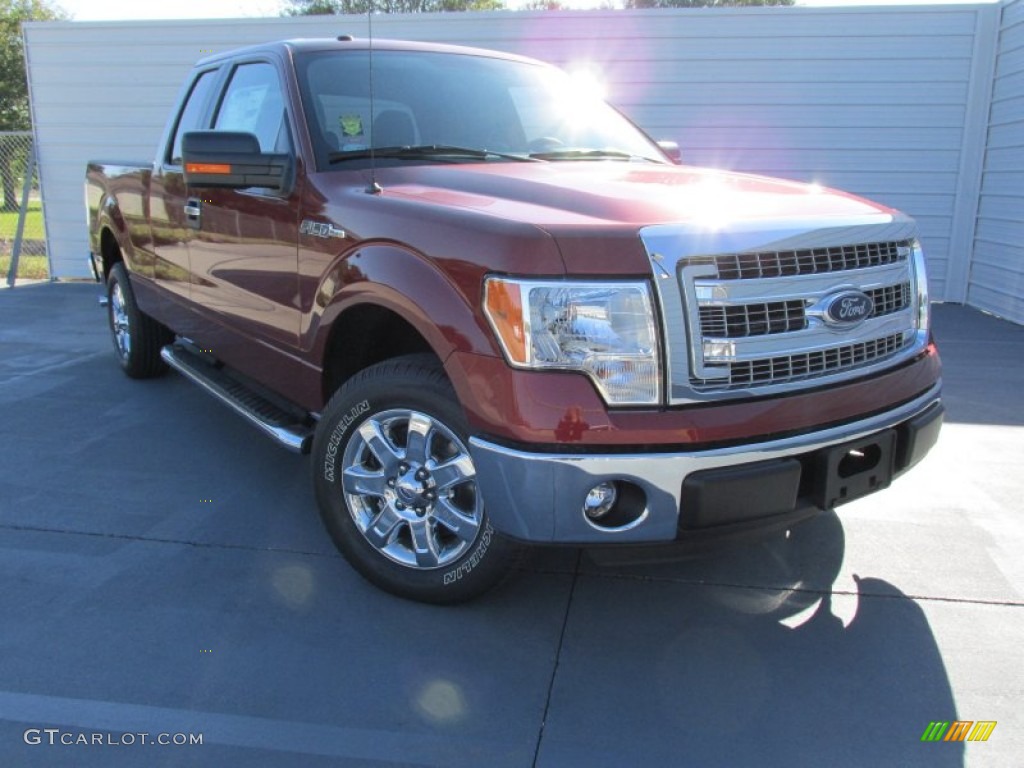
[169,70,217,166]
[214,62,290,153]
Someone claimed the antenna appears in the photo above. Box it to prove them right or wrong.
[365,2,382,195]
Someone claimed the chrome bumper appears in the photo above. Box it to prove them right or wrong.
[469,384,942,544]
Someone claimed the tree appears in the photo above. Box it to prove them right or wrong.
[1,0,66,210]
[521,0,570,9]
[625,0,793,6]
[283,0,504,14]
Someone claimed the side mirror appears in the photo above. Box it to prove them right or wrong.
[657,140,682,165]
[182,131,291,191]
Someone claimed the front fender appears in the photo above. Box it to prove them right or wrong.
[306,242,501,364]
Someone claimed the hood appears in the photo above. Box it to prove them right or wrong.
[318,162,899,276]
[376,162,894,230]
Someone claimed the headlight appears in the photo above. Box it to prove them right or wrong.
[483,277,661,405]
[911,239,930,331]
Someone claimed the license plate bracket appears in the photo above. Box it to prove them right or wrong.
[812,429,896,509]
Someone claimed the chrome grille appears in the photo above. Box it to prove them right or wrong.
[699,300,808,338]
[639,217,927,404]
[695,240,910,280]
[695,333,909,390]
[866,282,910,318]
[698,283,910,339]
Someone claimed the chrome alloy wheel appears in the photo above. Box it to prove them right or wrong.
[341,409,483,569]
[110,282,131,360]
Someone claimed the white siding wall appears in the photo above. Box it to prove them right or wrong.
[973,0,1024,323]
[24,6,1000,301]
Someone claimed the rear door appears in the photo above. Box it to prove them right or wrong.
[186,59,302,361]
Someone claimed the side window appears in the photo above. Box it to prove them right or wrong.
[169,70,217,166]
[214,62,290,153]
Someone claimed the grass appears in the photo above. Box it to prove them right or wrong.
[0,254,50,280]
[0,201,49,279]
[0,201,45,241]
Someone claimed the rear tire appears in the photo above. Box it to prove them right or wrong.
[312,355,523,604]
[106,262,172,379]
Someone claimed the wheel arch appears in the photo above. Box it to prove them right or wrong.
[98,226,124,282]
[311,243,500,407]
[321,304,440,403]
[94,190,133,282]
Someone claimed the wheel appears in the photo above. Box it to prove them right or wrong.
[312,355,523,604]
[106,262,172,378]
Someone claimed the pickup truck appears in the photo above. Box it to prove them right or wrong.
[86,37,943,603]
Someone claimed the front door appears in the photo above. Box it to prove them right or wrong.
[185,60,302,374]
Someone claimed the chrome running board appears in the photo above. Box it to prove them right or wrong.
[161,344,313,454]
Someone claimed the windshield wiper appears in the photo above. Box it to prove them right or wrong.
[528,148,661,163]
[328,145,538,164]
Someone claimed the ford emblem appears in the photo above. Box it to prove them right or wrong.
[824,291,874,327]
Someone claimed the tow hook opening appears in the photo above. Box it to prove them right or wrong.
[837,444,882,479]
[582,481,648,531]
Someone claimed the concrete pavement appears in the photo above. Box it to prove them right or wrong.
[0,282,1021,766]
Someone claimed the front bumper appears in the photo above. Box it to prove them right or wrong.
[469,384,942,544]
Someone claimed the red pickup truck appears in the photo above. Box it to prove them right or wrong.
[86,38,942,603]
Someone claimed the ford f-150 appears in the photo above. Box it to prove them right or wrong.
[86,37,943,603]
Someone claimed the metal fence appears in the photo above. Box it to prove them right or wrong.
[1,131,47,287]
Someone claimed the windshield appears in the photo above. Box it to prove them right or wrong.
[294,49,667,170]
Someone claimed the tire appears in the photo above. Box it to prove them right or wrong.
[312,355,523,604]
[106,262,172,379]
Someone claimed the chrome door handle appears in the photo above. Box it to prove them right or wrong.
[184,198,202,230]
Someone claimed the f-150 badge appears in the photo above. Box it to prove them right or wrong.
[300,220,346,239]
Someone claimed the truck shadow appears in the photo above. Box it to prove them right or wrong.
[538,512,965,766]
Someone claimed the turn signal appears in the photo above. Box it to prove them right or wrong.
[483,279,527,364]
[185,163,232,175]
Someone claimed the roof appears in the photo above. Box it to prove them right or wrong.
[195,37,543,69]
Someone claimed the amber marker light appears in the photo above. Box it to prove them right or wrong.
[483,278,527,364]
[185,163,232,174]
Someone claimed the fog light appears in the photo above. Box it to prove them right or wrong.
[583,482,618,520]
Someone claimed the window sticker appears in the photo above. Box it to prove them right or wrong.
[340,114,364,139]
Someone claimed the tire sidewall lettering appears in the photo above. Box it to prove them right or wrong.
[323,398,370,483]
[442,523,493,586]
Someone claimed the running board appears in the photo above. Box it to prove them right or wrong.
[161,345,313,454]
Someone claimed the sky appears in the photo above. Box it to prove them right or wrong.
[52,0,998,22]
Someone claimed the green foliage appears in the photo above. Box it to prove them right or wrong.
[0,200,43,238]
[282,0,794,18]
[283,0,339,12]
[625,0,793,6]
[283,0,504,14]
[0,201,47,279]
[1,0,67,131]
[0,253,49,279]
